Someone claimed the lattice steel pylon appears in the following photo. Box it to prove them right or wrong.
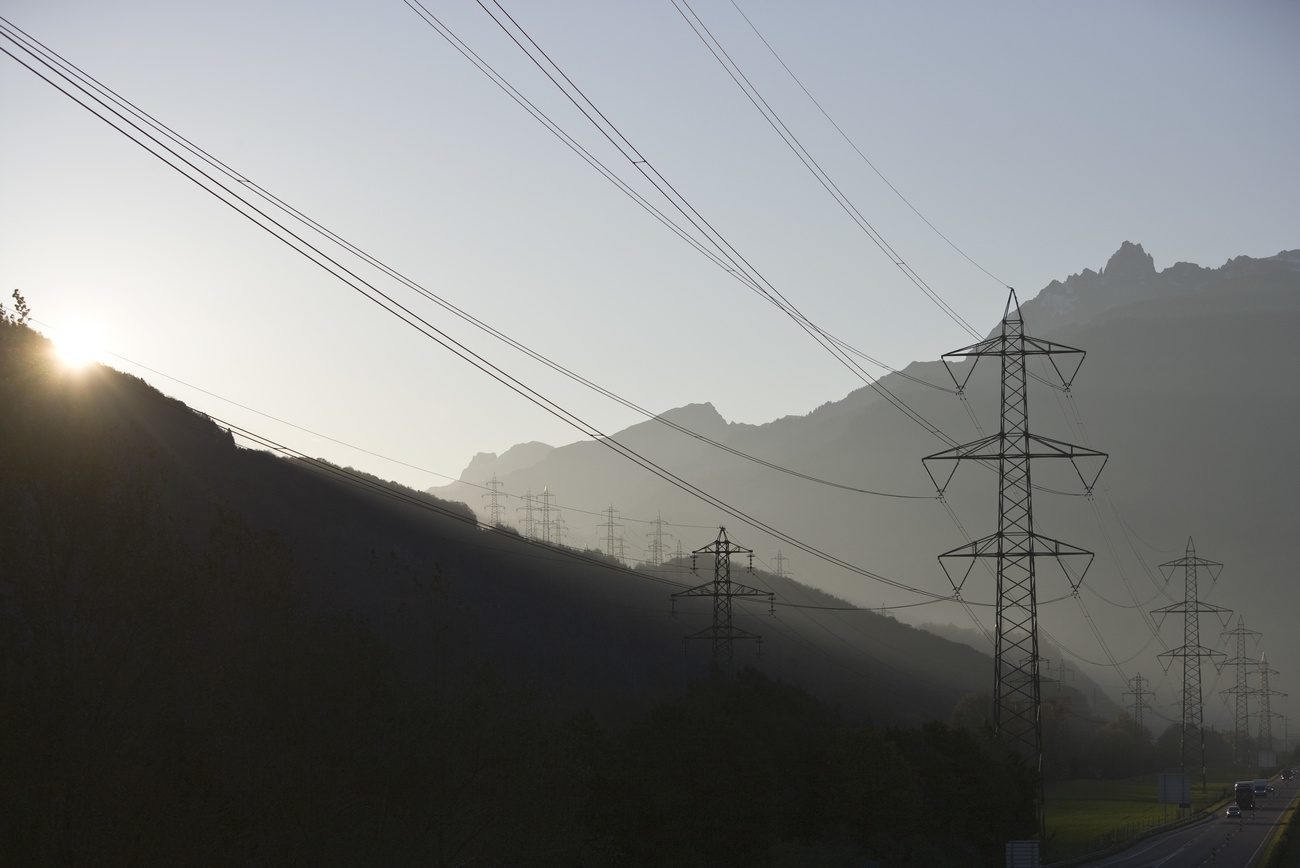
[671,527,773,678]
[1253,654,1286,768]
[923,290,1106,842]
[538,488,556,544]
[1124,673,1154,730]
[598,505,623,562]
[482,473,506,526]
[1151,538,1230,792]
[1221,616,1261,765]
[647,512,672,566]
[517,489,537,539]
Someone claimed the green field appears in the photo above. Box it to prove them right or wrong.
[1045,773,1239,861]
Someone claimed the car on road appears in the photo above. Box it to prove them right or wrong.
[1227,805,1241,818]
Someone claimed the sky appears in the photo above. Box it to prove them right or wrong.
[2,0,1298,730]
[2,1,1296,491]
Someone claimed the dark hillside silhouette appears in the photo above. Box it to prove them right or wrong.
[0,314,1030,864]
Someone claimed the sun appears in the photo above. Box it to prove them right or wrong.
[51,325,100,368]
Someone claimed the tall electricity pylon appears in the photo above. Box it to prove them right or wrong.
[647,512,672,566]
[1254,654,1286,767]
[923,289,1106,840]
[1151,539,1230,792]
[598,505,623,561]
[517,489,537,539]
[482,473,506,526]
[671,527,773,678]
[773,550,789,580]
[538,488,556,544]
[1124,673,1154,730]
[1221,616,1261,765]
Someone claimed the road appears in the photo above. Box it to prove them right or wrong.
[1071,777,1297,868]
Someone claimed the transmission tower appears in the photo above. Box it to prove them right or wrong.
[517,489,537,539]
[671,527,774,677]
[923,289,1106,840]
[1253,654,1286,768]
[551,512,567,548]
[1221,616,1261,765]
[482,473,506,526]
[1151,538,1230,792]
[598,505,623,561]
[1037,658,1060,694]
[1058,660,1076,691]
[647,512,672,566]
[1124,673,1155,730]
[538,487,556,544]
[773,550,789,580]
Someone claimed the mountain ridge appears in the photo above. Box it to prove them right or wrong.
[428,242,1300,712]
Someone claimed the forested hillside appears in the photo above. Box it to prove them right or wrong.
[0,312,1037,865]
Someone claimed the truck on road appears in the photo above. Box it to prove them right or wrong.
[1236,781,1256,810]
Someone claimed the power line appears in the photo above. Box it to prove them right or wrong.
[451,0,972,450]
[725,0,1010,290]
[0,20,956,602]
[672,0,985,337]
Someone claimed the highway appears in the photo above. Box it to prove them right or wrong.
[1070,776,1297,868]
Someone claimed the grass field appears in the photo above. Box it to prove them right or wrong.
[1044,773,1239,861]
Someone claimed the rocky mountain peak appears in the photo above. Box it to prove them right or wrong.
[1100,241,1156,283]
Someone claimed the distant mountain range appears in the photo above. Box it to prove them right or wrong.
[430,242,1300,716]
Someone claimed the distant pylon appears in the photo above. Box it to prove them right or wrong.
[551,512,567,548]
[482,473,506,526]
[1124,673,1154,730]
[1253,654,1286,767]
[538,487,556,544]
[598,505,623,561]
[1151,538,1230,792]
[517,489,537,539]
[1221,616,1261,764]
[923,289,1106,842]
[647,512,672,566]
[773,550,789,580]
[671,527,774,677]
[1058,660,1076,691]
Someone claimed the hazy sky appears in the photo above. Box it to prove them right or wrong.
[3,0,1297,495]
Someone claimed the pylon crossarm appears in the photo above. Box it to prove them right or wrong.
[925,433,1004,463]
[940,352,982,392]
[937,548,981,593]
[1029,342,1086,390]
[1157,561,1224,582]
[939,531,1094,561]
[1151,601,1232,619]
[681,625,763,642]
[725,583,774,600]
[936,532,1093,590]
[673,580,719,599]
[1159,646,1227,662]
[923,434,1005,493]
[1023,433,1109,491]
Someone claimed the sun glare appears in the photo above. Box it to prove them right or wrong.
[52,326,100,369]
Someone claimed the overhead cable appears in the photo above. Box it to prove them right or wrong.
[0,19,953,601]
